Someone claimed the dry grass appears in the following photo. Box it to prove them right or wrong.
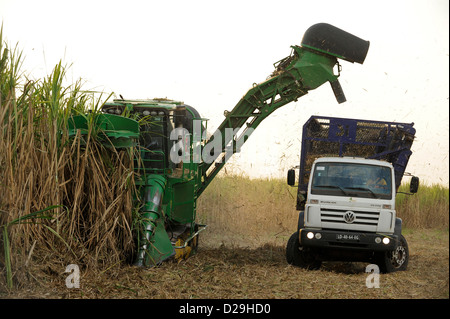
[197,176,449,236]
[1,175,447,299]
[1,228,447,299]
[197,175,299,244]
[396,183,449,228]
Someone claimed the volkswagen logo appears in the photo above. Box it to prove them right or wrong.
[344,211,355,224]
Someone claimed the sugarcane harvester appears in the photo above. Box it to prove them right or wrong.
[68,23,370,267]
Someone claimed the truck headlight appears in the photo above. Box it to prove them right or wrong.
[307,232,314,239]
[382,237,390,245]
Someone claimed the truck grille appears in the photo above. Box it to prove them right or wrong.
[320,208,379,232]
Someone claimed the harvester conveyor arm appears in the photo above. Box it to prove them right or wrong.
[196,23,370,196]
[197,46,341,196]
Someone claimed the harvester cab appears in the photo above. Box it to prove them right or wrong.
[100,99,209,266]
[68,23,369,267]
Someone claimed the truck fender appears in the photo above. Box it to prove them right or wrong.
[394,218,403,237]
[297,211,305,231]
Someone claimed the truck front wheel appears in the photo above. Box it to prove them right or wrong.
[286,231,321,270]
[377,234,409,273]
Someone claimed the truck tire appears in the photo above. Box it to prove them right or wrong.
[377,234,409,273]
[286,231,321,270]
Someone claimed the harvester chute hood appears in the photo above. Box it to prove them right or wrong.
[301,23,370,64]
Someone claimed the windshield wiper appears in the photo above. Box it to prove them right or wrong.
[315,185,349,195]
[345,187,379,198]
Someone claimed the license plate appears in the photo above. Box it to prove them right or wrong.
[336,234,360,241]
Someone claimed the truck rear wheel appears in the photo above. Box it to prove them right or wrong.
[377,234,409,273]
[286,231,321,270]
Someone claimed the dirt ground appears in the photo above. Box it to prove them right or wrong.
[1,228,448,300]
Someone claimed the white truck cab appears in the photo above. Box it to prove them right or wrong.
[287,156,416,273]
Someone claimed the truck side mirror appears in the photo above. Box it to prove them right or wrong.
[287,169,296,186]
[410,176,419,194]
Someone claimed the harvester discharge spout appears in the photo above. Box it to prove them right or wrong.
[300,23,370,103]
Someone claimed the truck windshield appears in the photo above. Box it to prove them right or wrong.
[311,162,392,200]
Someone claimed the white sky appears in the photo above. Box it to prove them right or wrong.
[1,0,449,186]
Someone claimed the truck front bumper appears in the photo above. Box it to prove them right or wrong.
[299,228,398,251]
